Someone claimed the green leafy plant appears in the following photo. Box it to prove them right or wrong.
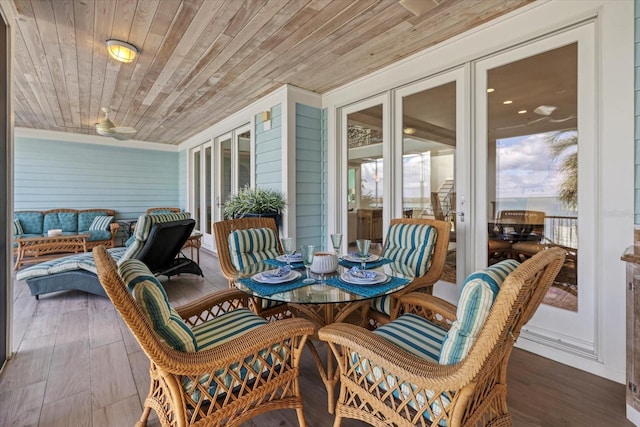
[223,185,287,219]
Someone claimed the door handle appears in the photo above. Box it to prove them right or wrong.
[449,211,464,222]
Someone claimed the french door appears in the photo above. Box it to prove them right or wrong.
[212,124,252,253]
[190,142,213,246]
[475,24,596,356]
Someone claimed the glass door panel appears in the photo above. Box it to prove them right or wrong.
[204,145,212,237]
[346,104,384,254]
[400,81,458,285]
[191,149,201,231]
[486,43,578,312]
[237,130,251,189]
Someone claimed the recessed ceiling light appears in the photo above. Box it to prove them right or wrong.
[403,127,416,135]
[518,110,527,114]
[503,100,513,105]
[487,88,495,93]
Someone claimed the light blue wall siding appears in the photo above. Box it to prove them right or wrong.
[636,0,640,224]
[15,137,179,219]
[296,103,325,248]
[255,104,282,191]
[179,149,188,209]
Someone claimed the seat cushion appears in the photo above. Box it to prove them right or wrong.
[439,259,520,365]
[89,215,114,231]
[78,211,111,232]
[382,223,438,277]
[374,313,446,362]
[228,227,280,271]
[119,258,197,352]
[192,308,268,351]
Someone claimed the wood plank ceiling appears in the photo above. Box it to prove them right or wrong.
[11,0,531,145]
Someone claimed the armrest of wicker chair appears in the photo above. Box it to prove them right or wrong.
[393,292,457,329]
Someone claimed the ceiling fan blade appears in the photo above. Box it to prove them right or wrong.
[111,133,130,141]
[113,126,137,134]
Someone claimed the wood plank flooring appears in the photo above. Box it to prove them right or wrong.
[1,250,632,427]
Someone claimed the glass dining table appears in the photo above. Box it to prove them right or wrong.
[233,256,416,413]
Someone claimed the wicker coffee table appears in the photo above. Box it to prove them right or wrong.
[14,233,90,270]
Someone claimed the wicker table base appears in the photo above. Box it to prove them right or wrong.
[14,233,90,271]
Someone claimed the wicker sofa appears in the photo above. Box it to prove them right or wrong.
[13,209,120,268]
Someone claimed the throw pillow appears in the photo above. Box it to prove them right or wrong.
[13,219,23,235]
[439,259,520,365]
[89,215,114,231]
[119,259,197,352]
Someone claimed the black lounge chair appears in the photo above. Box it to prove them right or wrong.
[18,213,203,299]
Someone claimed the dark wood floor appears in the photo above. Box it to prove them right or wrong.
[0,249,632,426]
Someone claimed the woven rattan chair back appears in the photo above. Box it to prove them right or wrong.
[370,217,451,326]
[320,246,565,427]
[213,217,288,319]
[93,245,314,427]
[146,207,181,215]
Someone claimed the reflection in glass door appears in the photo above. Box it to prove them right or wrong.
[399,80,459,285]
[190,149,201,231]
[346,104,385,254]
[485,43,578,312]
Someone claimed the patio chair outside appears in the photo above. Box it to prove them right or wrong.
[320,247,565,427]
[93,245,315,427]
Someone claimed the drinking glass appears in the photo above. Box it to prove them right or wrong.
[356,239,371,270]
[330,233,343,257]
[300,245,315,284]
[281,237,293,266]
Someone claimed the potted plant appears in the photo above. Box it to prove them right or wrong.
[223,185,287,228]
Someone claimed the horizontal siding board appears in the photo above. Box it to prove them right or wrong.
[296,115,321,129]
[14,137,180,219]
[296,103,321,119]
[256,103,282,189]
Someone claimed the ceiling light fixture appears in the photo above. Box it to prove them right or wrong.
[403,127,416,135]
[518,110,527,114]
[106,39,138,63]
[503,100,513,105]
[487,88,495,93]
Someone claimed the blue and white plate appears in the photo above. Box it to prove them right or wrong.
[342,253,380,263]
[252,270,301,284]
[276,253,303,263]
[340,271,387,285]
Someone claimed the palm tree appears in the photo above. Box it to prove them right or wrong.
[547,130,577,210]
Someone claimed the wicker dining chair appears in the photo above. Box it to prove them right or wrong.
[320,247,565,427]
[368,217,451,327]
[93,245,315,427]
[213,217,289,320]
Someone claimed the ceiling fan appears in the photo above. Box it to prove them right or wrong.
[95,107,137,141]
[497,105,576,132]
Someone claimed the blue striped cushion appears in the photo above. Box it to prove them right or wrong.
[228,227,280,271]
[185,309,278,401]
[370,294,392,316]
[352,314,450,424]
[382,223,438,277]
[13,219,23,235]
[119,259,197,352]
[374,313,446,362]
[89,215,114,231]
[119,212,192,265]
[439,259,520,365]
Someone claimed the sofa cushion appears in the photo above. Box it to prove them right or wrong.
[87,230,112,242]
[228,227,280,271]
[119,258,197,352]
[15,212,43,234]
[44,212,78,233]
[89,215,114,231]
[439,259,520,365]
[78,211,111,232]
[13,219,23,235]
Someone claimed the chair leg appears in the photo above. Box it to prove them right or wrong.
[135,406,152,427]
[332,414,343,427]
[295,408,307,427]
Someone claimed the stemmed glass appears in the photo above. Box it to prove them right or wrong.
[356,239,371,270]
[281,237,293,266]
[330,233,342,257]
[300,245,315,284]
